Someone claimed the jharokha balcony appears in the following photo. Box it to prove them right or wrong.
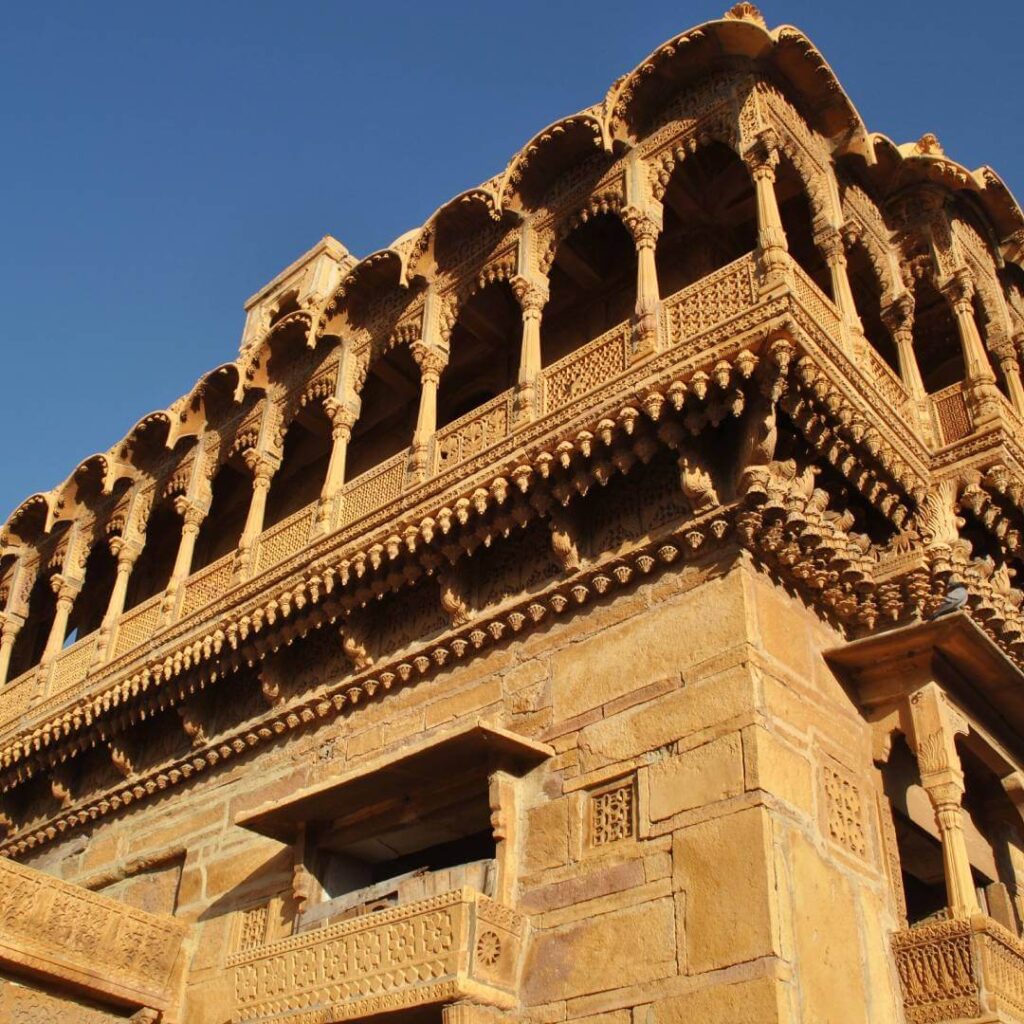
[229,888,526,1024]
[893,914,1024,1024]
[1,249,993,751]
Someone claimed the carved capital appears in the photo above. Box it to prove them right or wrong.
[881,291,915,335]
[323,396,359,439]
[621,205,662,250]
[942,266,976,311]
[49,573,80,605]
[814,225,846,264]
[242,448,280,486]
[172,495,207,532]
[510,276,549,318]
[108,535,142,571]
[743,129,780,177]
[410,341,448,381]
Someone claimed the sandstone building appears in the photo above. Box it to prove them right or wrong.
[4,5,1024,1021]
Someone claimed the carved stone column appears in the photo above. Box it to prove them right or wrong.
[816,225,862,344]
[511,276,547,421]
[881,292,927,400]
[744,135,789,279]
[410,342,448,480]
[992,339,1024,415]
[907,683,980,917]
[943,268,1000,423]
[316,397,359,531]
[93,536,142,663]
[41,574,81,664]
[237,449,280,576]
[161,497,208,620]
[623,205,663,356]
[0,611,23,686]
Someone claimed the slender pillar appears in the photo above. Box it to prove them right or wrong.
[409,342,448,480]
[624,206,662,355]
[0,612,22,686]
[744,136,789,278]
[93,536,141,663]
[994,342,1024,415]
[237,450,280,575]
[511,277,547,421]
[945,269,994,384]
[881,293,927,400]
[816,225,862,340]
[41,575,80,663]
[161,497,208,620]
[317,397,359,530]
[944,269,1000,424]
[908,683,980,917]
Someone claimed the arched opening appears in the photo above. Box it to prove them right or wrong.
[912,274,965,394]
[192,458,250,572]
[346,344,421,482]
[125,499,181,611]
[437,281,520,429]
[775,157,832,299]
[655,142,757,299]
[8,572,56,678]
[264,405,333,528]
[847,242,900,372]
[65,538,117,642]
[541,213,636,367]
[881,732,1024,931]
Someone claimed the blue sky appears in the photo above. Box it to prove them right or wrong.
[1,1,1021,522]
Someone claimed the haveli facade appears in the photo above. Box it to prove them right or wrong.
[3,4,1024,1021]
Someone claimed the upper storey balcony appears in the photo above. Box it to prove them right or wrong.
[2,24,1024,859]
[0,237,1021,754]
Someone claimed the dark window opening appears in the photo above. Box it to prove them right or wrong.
[541,213,636,367]
[264,407,332,530]
[8,572,57,678]
[125,500,180,611]
[192,460,250,572]
[437,281,520,430]
[912,275,965,394]
[345,344,421,482]
[776,158,832,300]
[847,243,900,373]
[655,141,757,299]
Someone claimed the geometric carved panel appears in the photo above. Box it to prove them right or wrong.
[822,762,867,858]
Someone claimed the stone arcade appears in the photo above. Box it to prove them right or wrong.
[3,5,1024,1022]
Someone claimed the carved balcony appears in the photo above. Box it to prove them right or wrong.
[228,887,527,1024]
[0,854,186,1016]
[0,249,990,810]
[893,915,1024,1023]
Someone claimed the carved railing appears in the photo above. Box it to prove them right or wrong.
[543,319,631,413]
[338,448,409,530]
[792,265,844,339]
[41,633,98,714]
[933,382,972,446]
[113,591,163,659]
[859,341,912,423]
[254,503,317,576]
[0,249,940,744]
[434,391,513,473]
[892,915,1024,1023]
[229,888,526,1024]
[0,854,186,1014]
[661,251,759,346]
[180,550,236,620]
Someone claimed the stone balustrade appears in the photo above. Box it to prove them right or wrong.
[0,854,186,1015]
[892,914,1024,1023]
[2,249,1020,748]
[228,887,526,1024]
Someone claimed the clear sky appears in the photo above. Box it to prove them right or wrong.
[1,1,1021,523]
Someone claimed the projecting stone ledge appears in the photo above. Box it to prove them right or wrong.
[0,854,186,1018]
[228,887,526,1024]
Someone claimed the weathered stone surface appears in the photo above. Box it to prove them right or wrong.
[647,732,744,821]
[673,807,780,973]
[552,574,747,723]
[524,898,677,1003]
